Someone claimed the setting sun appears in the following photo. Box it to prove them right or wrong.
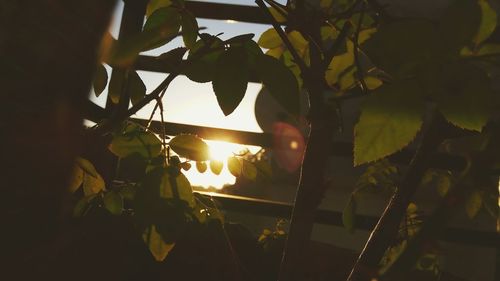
[182,140,261,189]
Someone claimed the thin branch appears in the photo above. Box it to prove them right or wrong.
[255,0,308,75]
[353,2,368,95]
[322,21,351,71]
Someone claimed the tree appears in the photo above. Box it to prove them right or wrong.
[3,0,499,280]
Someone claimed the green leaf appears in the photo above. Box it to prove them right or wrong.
[475,0,497,45]
[159,171,195,207]
[93,64,108,97]
[210,160,223,175]
[68,165,84,193]
[242,160,257,181]
[354,80,425,166]
[184,36,224,83]
[343,196,356,233]
[325,42,354,86]
[212,47,249,115]
[142,7,181,51]
[269,6,287,23]
[465,190,483,218]
[169,134,210,161]
[258,28,282,49]
[143,225,175,261]
[109,130,162,159]
[146,0,172,17]
[476,43,500,56]
[436,173,451,197]
[181,10,198,49]
[76,157,100,179]
[196,161,208,173]
[83,171,105,196]
[364,76,383,90]
[104,191,124,215]
[364,20,438,77]
[439,0,481,53]
[227,156,242,177]
[255,54,300,116]
[129,71,146,106]
[157,47,187,66]
[436,63,493,131]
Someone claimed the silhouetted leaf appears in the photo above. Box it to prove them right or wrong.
[93,64,108,97]
[255,54,300,116]
[181,10,198,49]
[212,47,249,115]
[104,191,123,215]
[439,0,481,53]
[142,7,181,51]
[210,160,223,175]
[354,80,425,165]
[184,36,224,83]
[364,20,438,77]
[146,0,172,17]
[226,33,255,45]
[108,69,124,104]
[169,134,210,161]
[129,71,146,106]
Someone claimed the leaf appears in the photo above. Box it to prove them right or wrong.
[159,171,195,207]
[358,28,377,45]
[227,156,242,177]
[436,63,493,131]
[93,64,108,97]
[103,191,124,215]
[265,47,284,59]
[287,31,308,56]
[354,80,425,166]
[181,10,198,49]
[269,6,287,23]
[146,0,172,17]
[210,160,223,175]
[325,42,354,86]
[343,196,356,233]
[436,173,451,197]
[364,76,383,90]
[75,157,100,179]
[465,190,483,218]
[143,225,175,261]
[184,36,224,83]
[439,0,481,53]
[129,71,146,106]
[258,28,282,49]
[474,0,497,45]
[68,165,84,193]
[364,20,438,77]
[108,69,124,104]
[255,54,300,116]
[196,161,208,173]
[476,43,500,56]
[169,134,210,161]
[73,195,96,217]
[242,160,257,181]
[180,162,191,171]
[109,130,162,159]
[83,172,105,196]
[226,34,255,45]
[157,47,187,67]
[212,47,249,115]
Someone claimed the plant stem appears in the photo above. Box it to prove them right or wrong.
[347,111,447,281]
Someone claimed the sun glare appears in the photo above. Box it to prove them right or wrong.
[183,140,261,189]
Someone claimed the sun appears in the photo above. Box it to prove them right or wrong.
[182,140,261,189]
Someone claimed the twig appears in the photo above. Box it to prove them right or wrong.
[353,2,368,95]
[145,87,167,131]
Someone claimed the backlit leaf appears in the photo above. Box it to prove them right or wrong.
[465,190,483,218]
[93,64,108,97]
[68,165,84,193]
[109,130,162,158]
[104,191,124,215]
[258,28,282,49]
[474,0,497,45]
[143,225,175,261]
[354,80,425,166]
[210,160,223,175]
[76,157,100,179]
[169,134,210,161]
[255,54,300,116]
[228,156,242,177]
[242,160,257,181]
[325,41,354,86]
[196,161,208,173]
[181,10,198,49]
[159,171,195,207]
[364,76,383,90]
[269,6,287,23]
[83,172,105,196]
[129,71,146,106]
[212,47,249,115]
